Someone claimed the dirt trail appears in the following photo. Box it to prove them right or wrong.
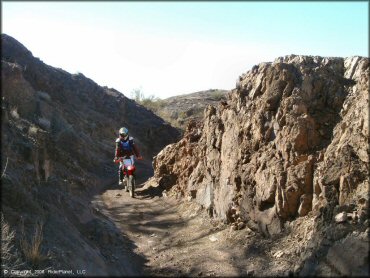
[91,174,299,277]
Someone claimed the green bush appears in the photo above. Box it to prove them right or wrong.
[209,90,226,101]
[130,89,165,113]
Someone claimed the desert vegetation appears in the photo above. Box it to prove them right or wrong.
[130,88,227,131]
[1,214,22,270]
[130,89,166,114]
[20,220,47,267]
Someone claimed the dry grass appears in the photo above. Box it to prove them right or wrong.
[1,214,22,269]
[1,157,9,178]
[20,219,47,267]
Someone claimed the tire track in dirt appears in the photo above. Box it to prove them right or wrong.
[95,180,267,277]
[97,184,184,275]
[93,161,299,276]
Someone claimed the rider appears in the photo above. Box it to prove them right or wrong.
[114,127,142,185]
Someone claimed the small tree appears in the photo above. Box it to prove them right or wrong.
[130,88,144,102]
[130,89,164,113]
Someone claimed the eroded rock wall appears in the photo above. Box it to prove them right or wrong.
[1,34,180,272]
[153,55,369,236]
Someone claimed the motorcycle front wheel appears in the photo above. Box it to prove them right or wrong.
[128,175,135,198]
[124,176,129,192]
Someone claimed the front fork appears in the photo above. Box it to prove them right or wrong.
[118,156,135,180]
[119,157,135,195]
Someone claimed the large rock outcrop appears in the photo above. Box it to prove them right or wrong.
[152,55,369,275]
[153,55,369,234]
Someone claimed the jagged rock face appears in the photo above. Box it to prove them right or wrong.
[153,55,369,236]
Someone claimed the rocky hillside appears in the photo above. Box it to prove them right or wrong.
[151,55,369,275]
[1,34,180,273]
[157,89,227,131]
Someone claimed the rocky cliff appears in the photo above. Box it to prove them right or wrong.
[1,34,180,273]
[152,55,369,275]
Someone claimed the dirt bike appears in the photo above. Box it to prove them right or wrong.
[114,157,136,198]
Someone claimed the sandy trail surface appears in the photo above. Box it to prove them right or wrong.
[91,174,298,277]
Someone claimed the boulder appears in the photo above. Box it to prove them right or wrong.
[335,212,347,223]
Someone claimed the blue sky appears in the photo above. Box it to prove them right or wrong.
[2,1,368,99]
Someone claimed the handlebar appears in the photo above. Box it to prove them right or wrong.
[113,158,122,164]
[113,156,143,163]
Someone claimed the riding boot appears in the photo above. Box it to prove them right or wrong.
[118,167,124,185]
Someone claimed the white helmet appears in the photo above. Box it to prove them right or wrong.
[119,127,129,140]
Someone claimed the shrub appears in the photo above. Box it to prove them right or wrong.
[130,89,165,113]
[1,214,22,270]
[209,90,226,101]
[20,220,46,267]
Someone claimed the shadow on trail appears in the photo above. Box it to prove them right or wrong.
[100,182,243,276]
[84,192,150,276]
[100,168,265,277]
[136,185,164,199]
[31,180,150,276]
[85,159,157,276]
[105,192,184,237]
